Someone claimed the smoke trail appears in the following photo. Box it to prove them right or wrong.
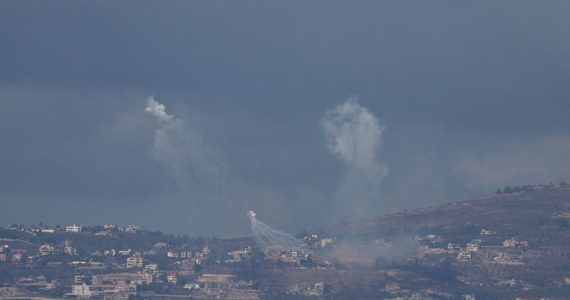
[145,96,229,207]
[321,96,388,218]
[247,211,308,255]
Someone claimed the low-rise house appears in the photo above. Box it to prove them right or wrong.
[227,247,252,261]
[74,275,85,284]
[448,243,461,251]
[95,230,112,237]
[125,225,140,233]
[39,244,55,255]
[91,276,102,286]
[184,283,200,290]
[144,263,158,272]
[384,282,401,293]
[12,252,23,262]
[104,249,116,256]
[71,283,91,297]
[118,249,131,256]
[503,238,528,248]
[282,249,306,258]
[167,273,177,285]
[419,245,449,254]
[62,239,76,255]
[503,238,517,248]
[457,251,472,261]
[196,274,236,289]
[64,245,76,255]
[425,234,443,243]
[126,255,143,268]
[180,251,193,258]
[466,242,479,252]
[320,238,334,248]
[92,273,152,286]
[494,252,524,266]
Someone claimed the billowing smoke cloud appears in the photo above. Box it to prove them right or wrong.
[145,96,229,211]
[321,96,388,219]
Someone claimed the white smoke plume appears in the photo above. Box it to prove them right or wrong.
[145,96,229,209]
[321,96,388,218]
[145,98,176,124]
[247,211,308,255]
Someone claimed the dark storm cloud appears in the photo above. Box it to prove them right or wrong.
[1,1,570,235]
[0,88,161,198]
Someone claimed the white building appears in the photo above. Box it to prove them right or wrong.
[39,244,55,255]
[457,251,472,261]
[65,224,82,233]
[118,249,131,256]
[466,242,479,252]
[125,225,140,233]
[126,255,144,268]
[503,238,517,248]
[71,283,91,297]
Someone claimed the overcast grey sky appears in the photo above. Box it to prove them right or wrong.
[1,1,570,236]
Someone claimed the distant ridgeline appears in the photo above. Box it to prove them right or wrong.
[496,181,568,194]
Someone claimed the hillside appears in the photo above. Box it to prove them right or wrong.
[291,185,570,298]
[3,186,570,299]
[320,185,570,241]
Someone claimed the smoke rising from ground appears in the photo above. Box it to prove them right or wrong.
[248,211,308,254]
[321,96,388,219]
[145,96,230,211]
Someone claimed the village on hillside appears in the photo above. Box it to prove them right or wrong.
[2,185,570,299]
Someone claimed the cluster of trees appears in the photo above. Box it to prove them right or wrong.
[496,181,568,194]
[497,185,536,194]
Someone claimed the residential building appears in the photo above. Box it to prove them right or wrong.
[167,273,177,285]
[126,255,143,268]
[12,252,23,262]
[65,224,82,233]
[457,251,472,261]
[39,244,55,255]
[118,249,131,256]
[144,263,158,272]
[71,283,91,297]
[466,242,479,252]
[125,225,140,233]
[503,238,517,248]
[180,251,193,258]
